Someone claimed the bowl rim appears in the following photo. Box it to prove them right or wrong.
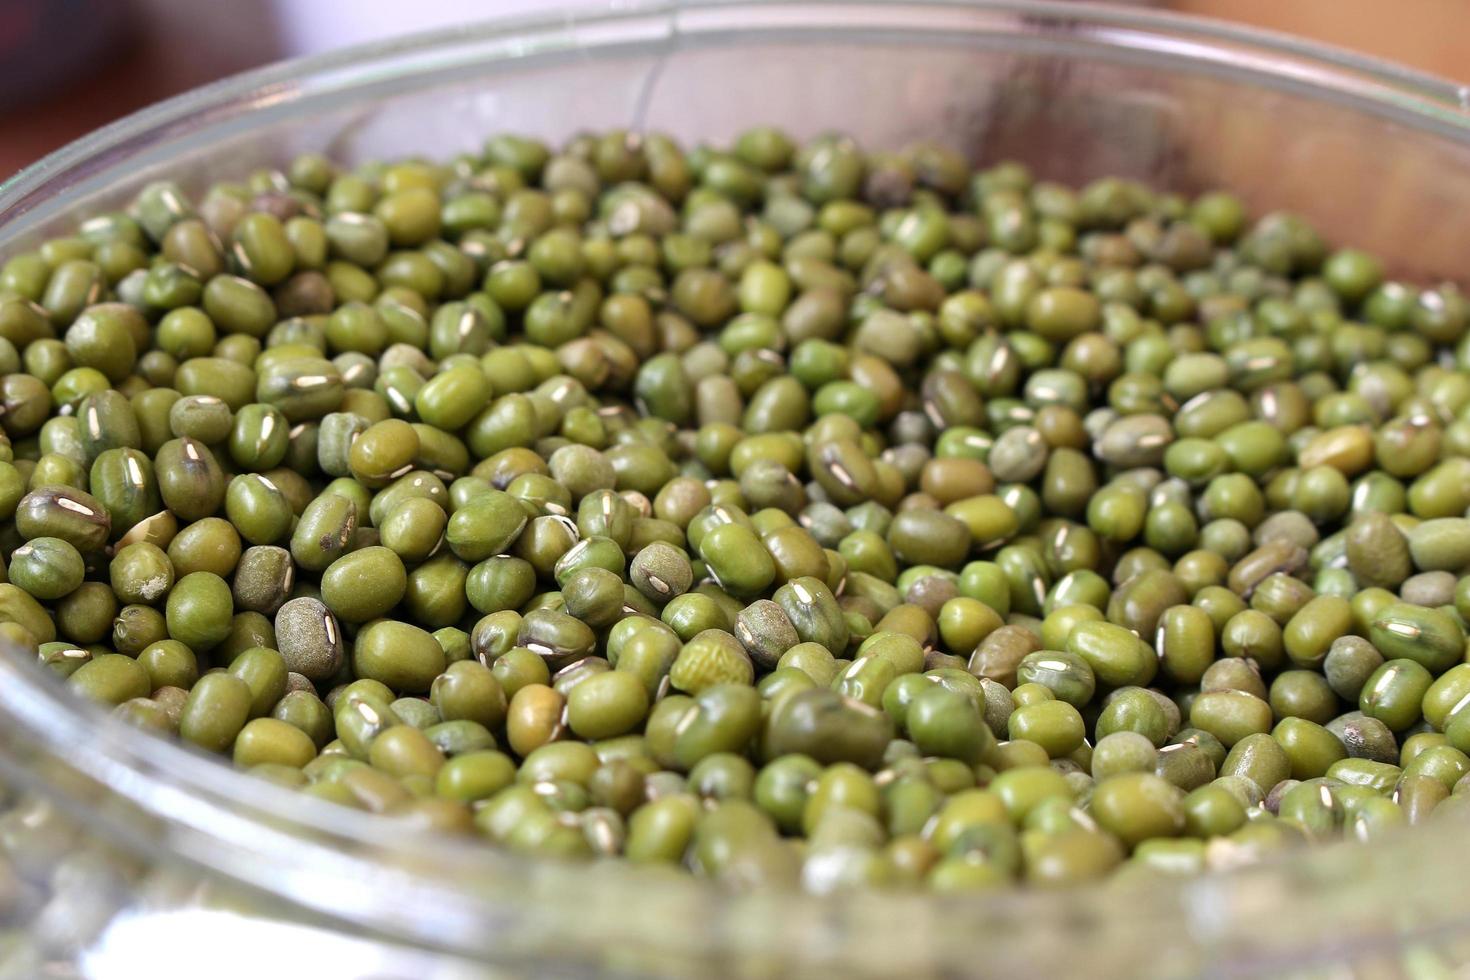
[5,0,1470,968]
[5,0,1470,206]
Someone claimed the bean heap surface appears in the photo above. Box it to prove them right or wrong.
[3,128,1470,892]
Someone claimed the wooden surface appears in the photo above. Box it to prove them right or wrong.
[1173,0,1470,82]
[1,1,1466,178]
[0,0,279,177]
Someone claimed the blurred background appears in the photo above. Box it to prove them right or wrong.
[3,0,1467,178]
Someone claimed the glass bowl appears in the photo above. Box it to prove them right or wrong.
[4,2,1470,976]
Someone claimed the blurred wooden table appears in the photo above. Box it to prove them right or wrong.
[0,0,279,177]
[1174,0,1470,82]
